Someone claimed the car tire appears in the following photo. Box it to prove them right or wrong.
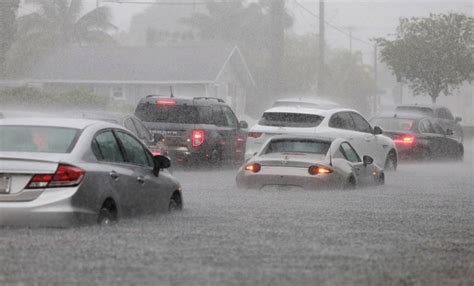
[384,150,398,171]
[169,199,180,212]
[343,175,356,190]
[455,145,464,161]
[98,208,116,226]
[376,172,385,185]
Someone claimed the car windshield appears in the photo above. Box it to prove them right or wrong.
[371,118,415,132]
[258,112,324,127]
[395,106,434,116]
[135,103,201,124]
[264,139,330,155]
[0,126,79,153]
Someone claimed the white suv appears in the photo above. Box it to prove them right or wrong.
[246,106,398,170]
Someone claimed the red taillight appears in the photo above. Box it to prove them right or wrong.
[26,164,85,189]
[244,163,261,173]
[248,132,262,139]
[308,165,333,175]
[192,129,205,147]
[156,99,176,105]
[394,134,415,145]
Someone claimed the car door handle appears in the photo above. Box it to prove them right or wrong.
[136,176,145,184]
[110,171,119,180]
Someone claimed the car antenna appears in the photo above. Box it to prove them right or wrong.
[169,86,174,98]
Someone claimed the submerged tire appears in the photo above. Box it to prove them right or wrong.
[343,175,356,190]
[384,150,398,171]
[376,172,385,185]
[98,208,116,226]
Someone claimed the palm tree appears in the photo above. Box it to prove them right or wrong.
[7,0,115,76]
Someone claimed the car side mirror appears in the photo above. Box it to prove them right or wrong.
[363,155,374,166]
[239,120,248,129]
[373,126,383,135]
[153,133,164,144]
[446,129,454,136]
[455,116,462,123]
[153,155,171,176]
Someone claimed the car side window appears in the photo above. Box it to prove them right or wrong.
[431,120,445,135]
[441,108,454,120]
[349,112,372,133]
[222,106,239,128]
[339,142,361,163]
[132,118,152,142]
[419,119,435,134]
[124,118,138,135]
[212,105,227,126]
[93,131,125,163]
[115,131,152,167]
[329,112,355,130]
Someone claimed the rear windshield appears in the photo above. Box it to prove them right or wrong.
[264,139,330,155]
[395,106,434,116]
[0,126,79,153]
[135,102,206,124]
[371,118,415,132]
[258,112,324,128]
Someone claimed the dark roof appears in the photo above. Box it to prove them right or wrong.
[373,111,427,120]
[27,44,242,83]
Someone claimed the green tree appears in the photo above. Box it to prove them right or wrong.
[376,13,474,103]
[7,0,116,76]
[0,0,19,77]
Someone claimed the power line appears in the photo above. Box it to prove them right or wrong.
[99,0,229,5]
[293,0,373,47]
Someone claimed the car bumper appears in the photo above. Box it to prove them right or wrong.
[236,166,341,190]
[0,188,96,227]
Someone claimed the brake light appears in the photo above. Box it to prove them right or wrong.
[394,134,415,144]
[156,99,176,105]
[248,132,262,139]
[26,164,85,189]
[244,163,261,173]
[308,165,333,175]
[192,129,205,147]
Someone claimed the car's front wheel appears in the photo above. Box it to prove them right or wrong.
[98,208,115,226]
[384,150,398,171]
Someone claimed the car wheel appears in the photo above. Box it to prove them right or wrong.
[343,175,356,190]
[456,145,464,161]
[169,199,179,212]
[168,192,183,212]
[98,208,116,226]
[376,172,385,185]
[384,150,398,171]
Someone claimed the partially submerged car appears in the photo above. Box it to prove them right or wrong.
[0,117,182,227]
[237,135,384,190]
[370,112,464,160]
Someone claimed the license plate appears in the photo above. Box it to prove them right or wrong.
[0,175,11,194]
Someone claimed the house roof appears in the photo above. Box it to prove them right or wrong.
[27,44,255,86]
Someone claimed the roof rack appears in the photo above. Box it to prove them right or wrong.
[193,97,225,103]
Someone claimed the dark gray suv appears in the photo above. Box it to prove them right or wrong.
[135,95,248,165]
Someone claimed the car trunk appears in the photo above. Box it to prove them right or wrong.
[257,153,327,168]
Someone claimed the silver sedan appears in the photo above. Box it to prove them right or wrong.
[236,135,385,190]
[0,117,183,227]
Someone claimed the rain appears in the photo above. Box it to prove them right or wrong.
[0,0,473,285]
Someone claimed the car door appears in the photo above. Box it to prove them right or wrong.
[328,112,367,159]
[114,130,165,214]
[430,119,458,158]
[339,142,372,185]
[348,112,387,164]
[92,130,137,216]
[211,105,240,160]
[418,119,444,157]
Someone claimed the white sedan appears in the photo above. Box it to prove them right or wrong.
[246,106,398,170]
[237,135,385,190]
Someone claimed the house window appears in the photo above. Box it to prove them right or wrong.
[111,86,125,100]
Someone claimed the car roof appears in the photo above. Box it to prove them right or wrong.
[71,111,132,122]
[373,111,427,120]
[263,105,356,116]
[396,104,440,110]
[273,97,340,109]
[0,117,117,129]
[141,95,226,106]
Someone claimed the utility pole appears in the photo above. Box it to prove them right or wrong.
[96,0,99,8]
[373,45,378,113]
[345,26,355,53]
[318,0,325,96]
